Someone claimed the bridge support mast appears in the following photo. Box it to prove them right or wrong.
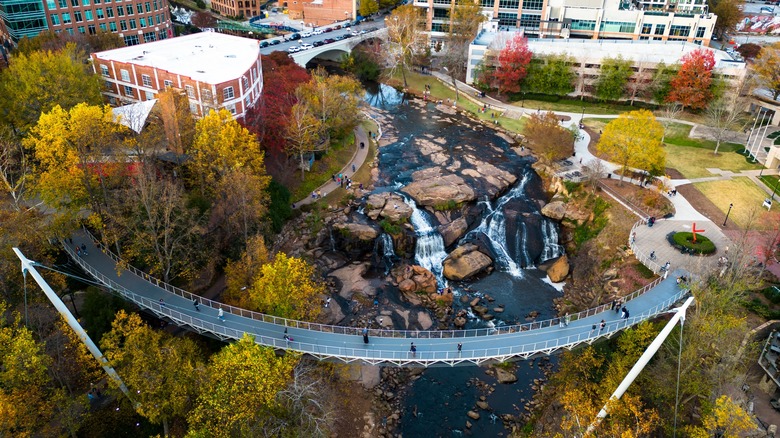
[588,295,694,434]
[12,248,131,398]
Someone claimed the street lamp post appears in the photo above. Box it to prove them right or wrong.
[723,203,733,227]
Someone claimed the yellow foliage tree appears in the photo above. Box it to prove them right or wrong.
[597,109,665,182]
[224,234,269,308]
[189,109,269,194]
[101,311,205,436]
[250,252,324,320]
[753,43,780,101]
[187,333,299,437]
[684,395,757,438]
[24,103,130,215]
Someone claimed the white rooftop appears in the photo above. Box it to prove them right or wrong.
[112,99,157,133]
[93,32,260,84]
[474,32,745,70]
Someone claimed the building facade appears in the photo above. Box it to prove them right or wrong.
[210,0,261,19]
[416,0,715,47]
[0,0,172,44]
[92,32,263,119]
[287,0,356,27]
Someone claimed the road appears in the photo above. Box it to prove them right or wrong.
[258,19,386,56]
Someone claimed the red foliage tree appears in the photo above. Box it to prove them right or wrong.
[491,34,532,95]
[242,52,310,154]
[666,48,716,110]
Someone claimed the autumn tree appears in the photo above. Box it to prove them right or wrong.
[684,395,757,438]
[384,4,427,87]
[188,334,299,437]
[705,93,748,154]
[667,48,716,110]
[211,168,269,248]
[0,126,32,210]
[0,43,101,134]
[24,103,130,218]
[594,56,633,101]
[297,69,363,145]
[523,53,575,96]
[597,109,665,182]
[711,0,742,39]
[16,29,123,58]
[735,42,762,60]
[285,101,323,180]
[359,0,379,17]
[101,311,204,436]
[490,33,532,95]
[440,0,486,99]
[224,235,270,308]
[191,11,217,28]
[156,87,196,155]
[753,42,780,100]
[250,252,325,320]
[523,111,575,163]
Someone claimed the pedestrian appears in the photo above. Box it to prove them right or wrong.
[565,313,570,326]
[352,163,356,172]
[325,297,331,308]
[332,174,336,181]
[359,183,364,190]
[378,317,383,326]
[599,319,606,332]
[311,191,316,199]
[590,324,596,336]
[410,342,417,357]
[159,298,165,308]
[76,246,81,257]
[68,238,73,244]
[218,308,224,322]
[360,142,365,149]
[611,299,617,311]
[615,299,621,314]
[316,190,321,198]
[631,232,637,244]
[284,334,291,343]
[193,299,200,311]
[621,307,628,320]
[81,243,87,255]
[363,327,369,344]
[457,343,462,354]
[291,203,296,209]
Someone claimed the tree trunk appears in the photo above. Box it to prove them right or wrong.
[401,65,408,88]
[714,138,722,155]
[300,152,306,180]
[163,418,169,437]
[451,75,459,102]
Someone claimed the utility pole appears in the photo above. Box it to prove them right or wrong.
[12,248,131,399]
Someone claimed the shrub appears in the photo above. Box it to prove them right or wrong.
[635,263,655,279]
[762,285,780,304]
[380,219,402,235]
[671,232,716,255]
[195,0,206,8]
[267,179,292,233]
[433,200,460,211]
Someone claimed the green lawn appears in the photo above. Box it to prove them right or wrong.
[389,70,527,134]
[694,177,780,229]
[290,132,356,201]
[506,96,638,115]
[760,175,780,196]
[664,144,762,179]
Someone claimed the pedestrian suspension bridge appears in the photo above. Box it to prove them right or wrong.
[27,228,689,367]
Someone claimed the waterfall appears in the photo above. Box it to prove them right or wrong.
[540,219,564,262]
[516,221,530,268]
[329,227,336,252]
[403,196,448,286]
[376,233,396,274]
[465,174,532,277]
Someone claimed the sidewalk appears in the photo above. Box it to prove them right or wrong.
[292,123,373,209]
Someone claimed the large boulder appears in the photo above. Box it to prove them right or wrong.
[403,168,476,208]
[333,223,379,241]
[438,217,469,247]
[541,201,566,221]
[546,255,570,282]
[494,367,518,384]
[395,265,438,304]
[443,244,493,281]
[365,192,413,223]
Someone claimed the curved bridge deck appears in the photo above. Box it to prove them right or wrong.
[67,230,688,367]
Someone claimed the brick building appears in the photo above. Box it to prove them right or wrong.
[92,32,263,119]
[210,0,262,19]
[287,0,356,27]
[0,0,172,44]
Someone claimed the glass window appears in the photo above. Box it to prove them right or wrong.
[155,14,160,24]
[88,24,95,34]
[124,85,133,96]
[223,86,235,100]
[641,23,651,34]
[78,26,85,34]
[129,19,136,29]
[431,22,449,32]
[120,20,126,30]
[109,21,116,31]
[189,102,198,114]
[499,0,518,8]
[136,3,142,13]
[242,76,249,89]
[120,69,130,81]
[480,0,493,6]
[669,25,690,36]
[96,8,103,18]
[74,11,82,22]
[164,79,173,87]
[144,1,150,11]
[145,91,154,100]
[124,34,139,45]
[497,12,516,26]
[99,23,106,30]
[95,0,101,4]
[433,8,448,18]
[695,26,705,38]
[62,12,71,23]
[570,19,595,30]
[106,7,113,17]
[139,17,146,26]
[142,74,152,87]
[654,24,665,35]
[82,0,89,5]
[126,5,133,15]
[50,13,60,25]
[599,21,635,33]
[67,28,74,35]
[117,6,123,15]
[185,85,195,98]
[143,31,155,41]
[71,0,77,6]
[227,104,236,115]
[58,0,66,7]
[47,0,56,9]
[522,0,542,10]
[158,29,167,40]
[520,13,540,28]
[85,10,92,20]
[433,0,449,4]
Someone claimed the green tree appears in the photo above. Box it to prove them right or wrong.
[224,234,270,309]
[649,61,678,104]
[597,109,665,182]
[187,334,299,437]
[0,43,101,134]
[359,0,378,17]
[523,111,575,163]
[594,56,633,102]
[250,252,325,320]
[523,53,575,96]
[384,4,427,87]
[297,69,363,145]
[101,311,204,436]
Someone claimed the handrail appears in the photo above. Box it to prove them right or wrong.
[78,227,670,339]
[628,220,664,274]
[61,236,694,363]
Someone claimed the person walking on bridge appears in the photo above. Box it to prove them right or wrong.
[218,308,224,322]
[362,327,369,344]
[410,342,417,358]
[193,299,200,312]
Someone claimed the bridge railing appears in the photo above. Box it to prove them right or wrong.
[78,228,667,340]
[629,219,664,274]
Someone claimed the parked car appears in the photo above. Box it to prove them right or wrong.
[313,28,324,35]
[300,31,312,38]
[323,38,335,44]
[324,27,333,32]
[334,24,342,30]
[287,46,300,53]
[259,40,269,48]
[312,40,325,47]
[269,39,281,45]
[286,33,301,41]
[351,30,360,36]
[299,43,314,50]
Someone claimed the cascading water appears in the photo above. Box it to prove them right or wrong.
[376,233,396,274]
[540,218,564,262]
[329,227,336,252]
[403,196,448,287]
[465,173,532,277]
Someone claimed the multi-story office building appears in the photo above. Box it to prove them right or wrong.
[210,0,261,19]
[92,32,263,119]
[0,0,172,44]
[416,0,716,47]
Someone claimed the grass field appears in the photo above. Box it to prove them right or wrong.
[317,119,379,207]
[760,175,780,197]
[290,132,357,201]
[693,177,780,229]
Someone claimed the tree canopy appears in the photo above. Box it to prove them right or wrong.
[489,34,532,95]
[250,252,325,320]
[523,53,575,96]
[667,48,716,109]
[523,111,575,163]
[597,109,665,180]
[384,4,427,87]
[753,42,780,101]
[594,56,633,101]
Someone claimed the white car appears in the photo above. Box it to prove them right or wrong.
[300,31,313,38]
[287,46,300,53]
[312,28,324,35]
[299,43,314,50]
[351,30,360,36]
